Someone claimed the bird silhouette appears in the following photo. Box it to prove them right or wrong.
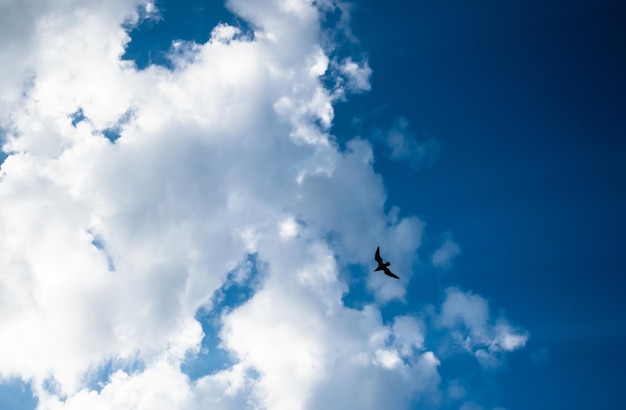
[374,246,399,279]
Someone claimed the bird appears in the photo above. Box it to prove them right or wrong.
[374,246,399,279]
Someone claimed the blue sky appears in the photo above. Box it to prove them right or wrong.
[0,0,624,409]
[349,0,626,406]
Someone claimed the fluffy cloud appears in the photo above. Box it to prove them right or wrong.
[439,288,528,367]
[0,0,525,408]
[337,57,372,93]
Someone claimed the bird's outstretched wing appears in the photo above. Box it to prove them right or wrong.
[375,246,383,264]
[383,267,400,279]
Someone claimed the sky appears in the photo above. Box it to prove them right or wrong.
[0,0,624,409]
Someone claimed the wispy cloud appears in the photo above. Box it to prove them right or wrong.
[432,233,461,269]
[375,117,441,169]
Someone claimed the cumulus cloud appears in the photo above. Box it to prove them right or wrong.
[0,0,525,408]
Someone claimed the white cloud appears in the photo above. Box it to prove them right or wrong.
[211,23,242,43]
[278,216,299,239]
[41,360,193,410]
[392,315,426,356]
[0,0,525,408]
[338,57,372,93]
[432,233,461,269]
[440,288,490,333]
[439,288,528,366]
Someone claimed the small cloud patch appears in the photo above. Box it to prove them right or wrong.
[338,57,372,93]
[375,117,441,169]
[432,234,461,269]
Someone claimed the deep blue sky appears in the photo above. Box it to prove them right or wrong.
[333,0,626,407]
[2,0,624,408]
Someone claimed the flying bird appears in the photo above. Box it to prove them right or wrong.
[374,246,399,279]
